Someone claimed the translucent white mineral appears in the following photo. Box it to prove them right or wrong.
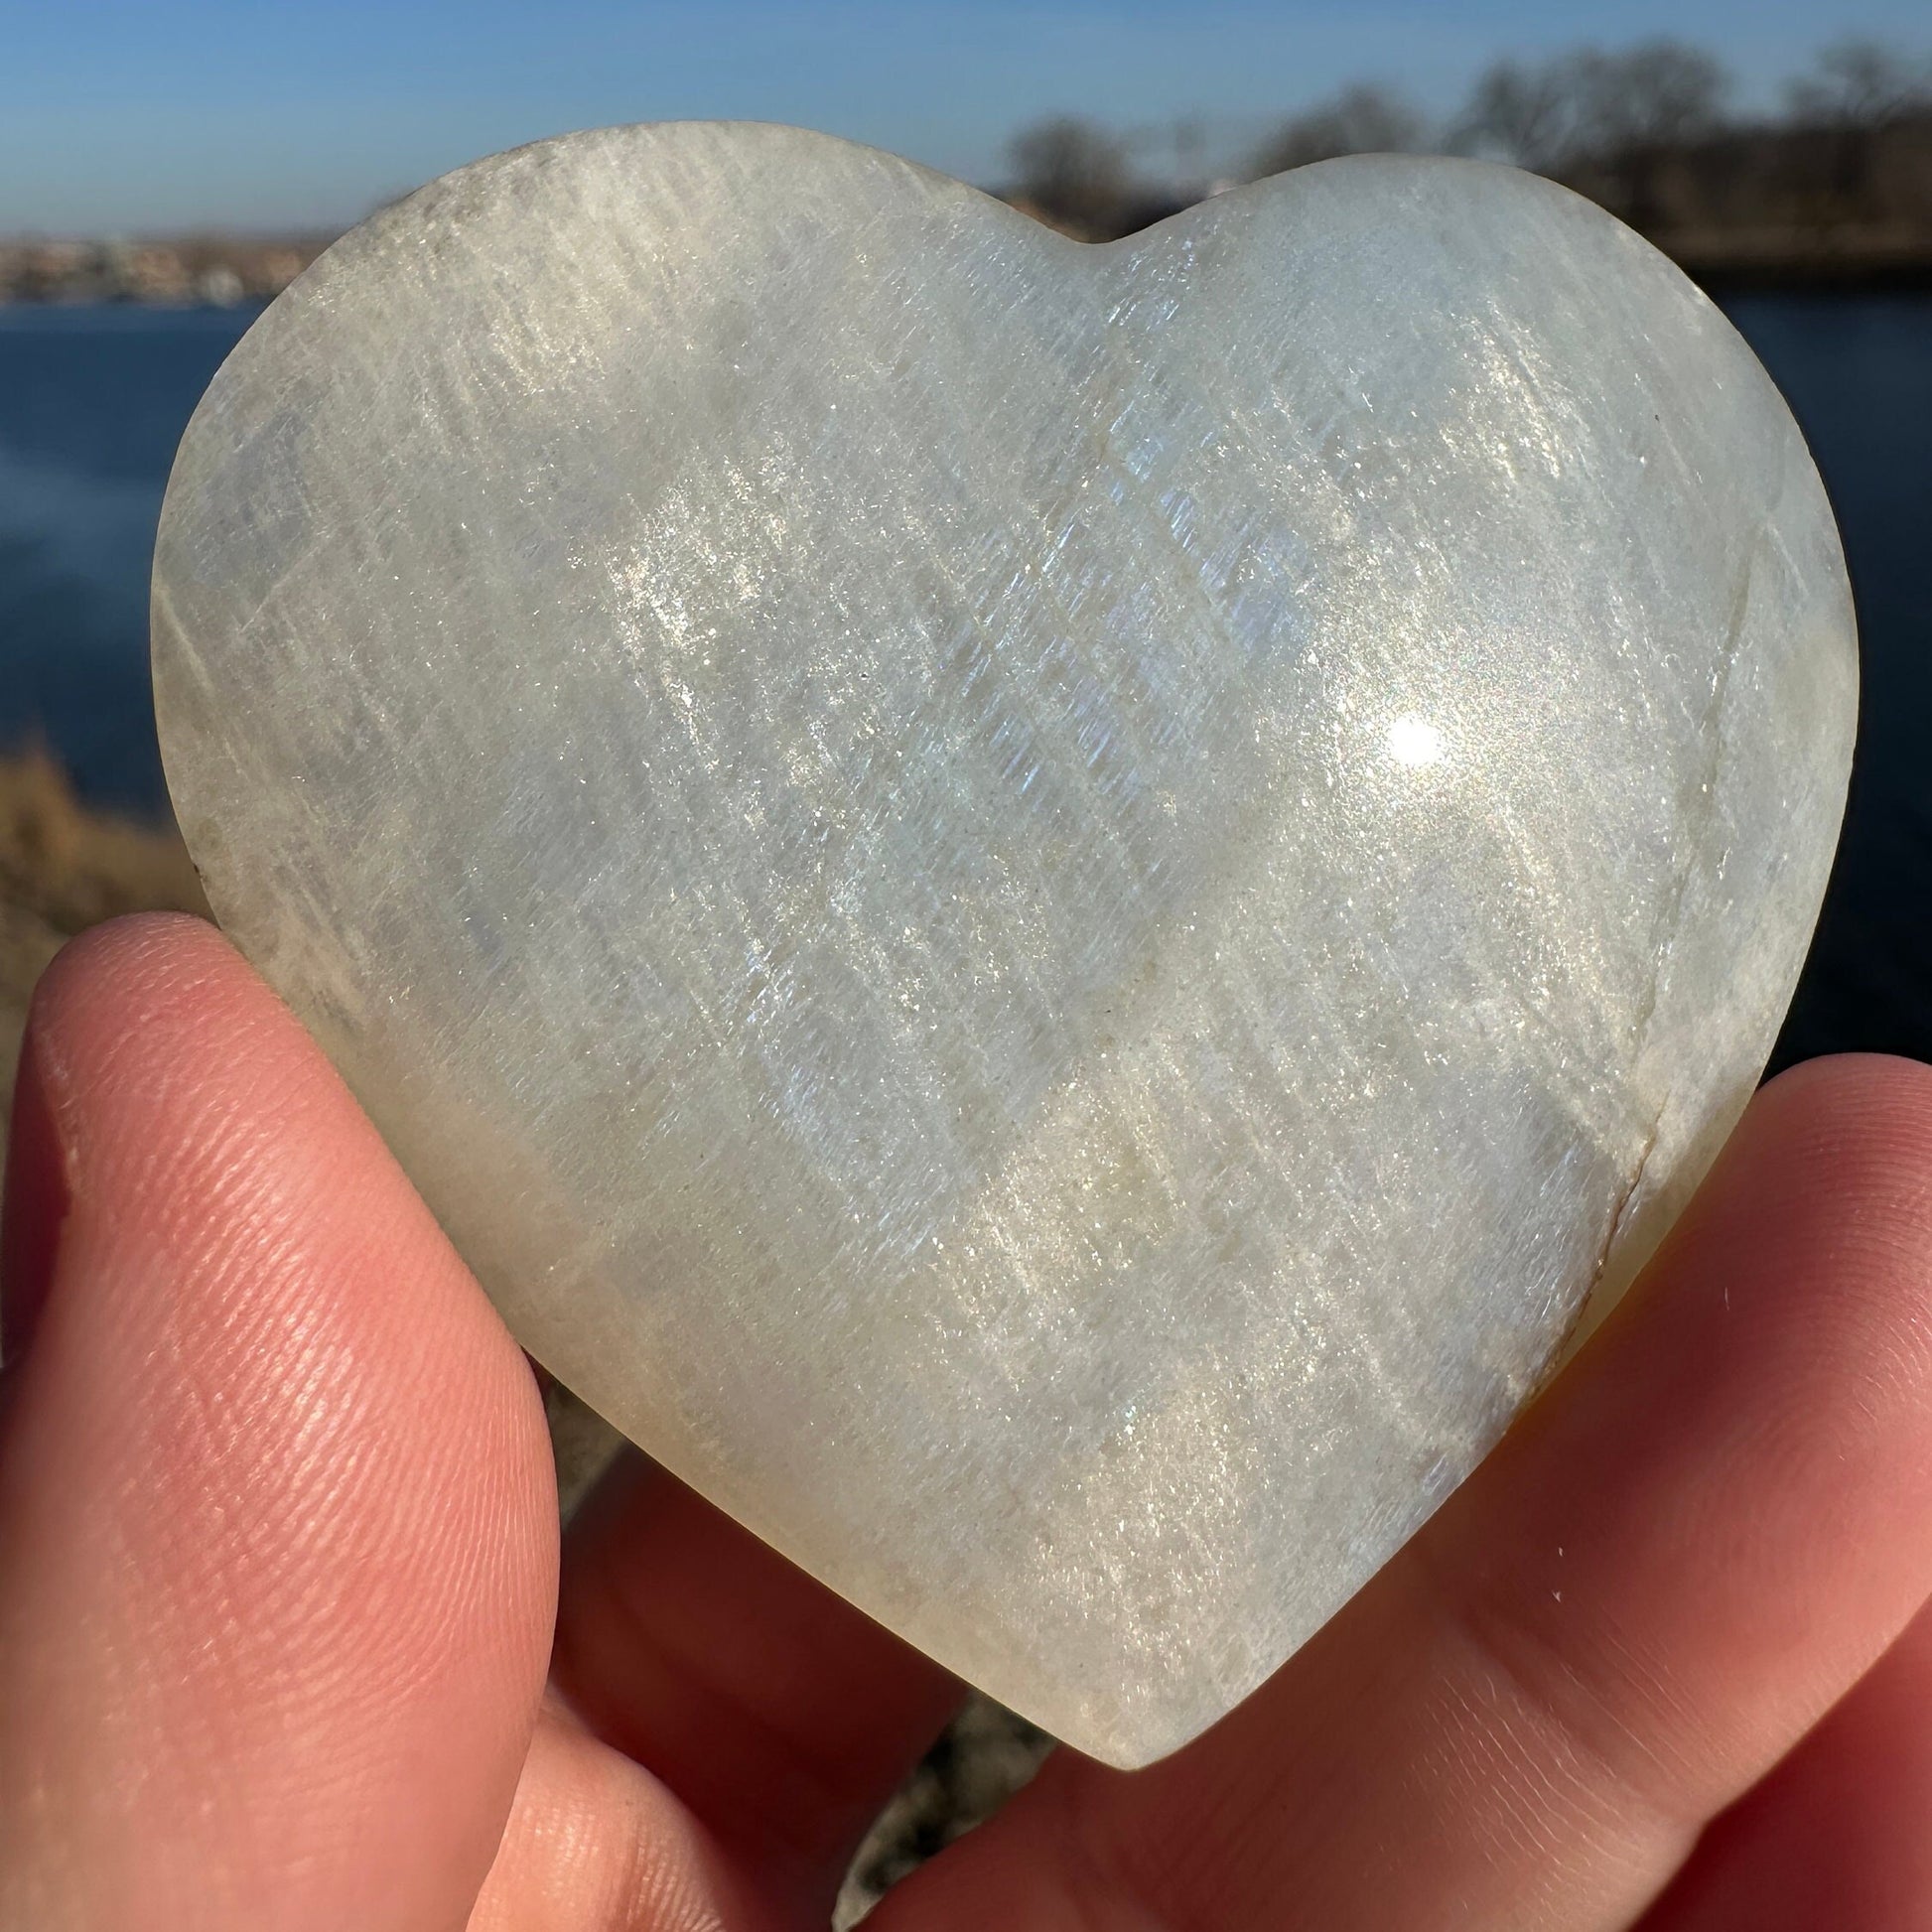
[151,124,1855,1767]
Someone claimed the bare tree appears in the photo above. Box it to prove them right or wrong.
[1250,85,1430,178]
[1781,40,1932,222]
[1569,42,1729,226]
[1452,57,1589,172]
[1007,117,1131,231]
[1452,40,1727,178]
[1589,41,1727,149]
[1786,39,1932,127]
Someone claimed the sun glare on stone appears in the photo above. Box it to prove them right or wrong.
[1386,714,1446,768]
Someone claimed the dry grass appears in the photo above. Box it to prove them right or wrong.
[0,748,209,1114]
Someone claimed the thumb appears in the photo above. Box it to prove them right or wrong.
[0,915,557,1932]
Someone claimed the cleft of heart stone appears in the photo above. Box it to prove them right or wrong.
[152,122,1855,1767]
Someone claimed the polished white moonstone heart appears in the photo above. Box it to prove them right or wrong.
[152,124,1855,1767]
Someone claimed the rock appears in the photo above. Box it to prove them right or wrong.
[152,125,1854,1766]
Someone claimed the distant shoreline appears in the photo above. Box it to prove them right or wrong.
[0,235,325,308]
[3,241,1928,311]
[0,296,269,314]
[8,177,1932,309]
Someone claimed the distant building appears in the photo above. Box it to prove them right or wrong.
[0,233,331,305]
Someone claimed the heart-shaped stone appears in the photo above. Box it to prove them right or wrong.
[152,123,1854,1767]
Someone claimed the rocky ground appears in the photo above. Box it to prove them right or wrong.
[0,751,1046,1920]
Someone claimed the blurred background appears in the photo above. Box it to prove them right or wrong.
[3,3,1927,1913]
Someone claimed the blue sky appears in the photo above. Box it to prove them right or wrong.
[5,0,1928,232]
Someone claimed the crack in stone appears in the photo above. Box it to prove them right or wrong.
[1598,1101,1665,1287]
[1625,537,1758,1071]
[1590,526,1763,1343]
[1541,1098,1669,1392]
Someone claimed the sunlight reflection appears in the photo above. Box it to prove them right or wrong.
[1385,714,1446,768]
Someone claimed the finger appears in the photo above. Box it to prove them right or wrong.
[466,1695,783,1932]
[552,1449,964,1911]
[873,1054,1932,1932]
[1636,1592,1932,1931]
[0,915,559,1932]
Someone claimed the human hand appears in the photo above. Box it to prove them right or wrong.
[4,914,1930,1930]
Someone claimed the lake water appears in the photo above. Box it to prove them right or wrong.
[1,294,1927,1064]
[0,305,254,807]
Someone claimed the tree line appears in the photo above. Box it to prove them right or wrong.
[1008,37,1932,257]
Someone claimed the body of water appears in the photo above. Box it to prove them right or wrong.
[0,292,1927,1063]
[0,303,258,807]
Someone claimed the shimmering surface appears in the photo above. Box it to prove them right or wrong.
[152,125,1855,1766]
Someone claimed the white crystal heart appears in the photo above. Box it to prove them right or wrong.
[152,124,1855,1767]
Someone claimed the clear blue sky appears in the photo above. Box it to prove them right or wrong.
[5,0,1927,233]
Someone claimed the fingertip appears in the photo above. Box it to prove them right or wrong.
[1630,1054,1932,1449]
[25,908,233,1057]
[1748,1050,1932,1203]
[23,912,316,1182]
